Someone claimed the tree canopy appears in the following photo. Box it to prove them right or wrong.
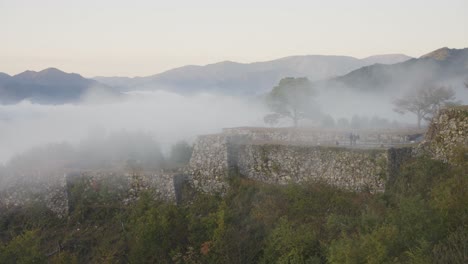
[393,86,458,128]
[265,77,317,127]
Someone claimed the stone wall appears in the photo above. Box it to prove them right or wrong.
[189,135,413,193]
[223,127,424,145]
[422,106,468,163]
[0,172,68,217]
[0,170,186,217]
[66,171,180,203]
[1,106,465,216]
[188,134,247,193]
[237,144,389,192]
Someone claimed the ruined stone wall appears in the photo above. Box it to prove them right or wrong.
[422,106,468,163]
[223,127,423,145]
[236,143,389,192]
[0,172,68,217]
[66,171,179,204]
[2,106,465,216]
[188,135,230,193]
[189,133,415,193]
[0,170,185,217]
[188,134,247,193]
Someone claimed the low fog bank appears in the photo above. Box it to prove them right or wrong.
[0,131,192,191]
[316,89,407,122]
[0,83,465,174]
[312,79,467,129]
[1,132,168,176]
[0,91,268,165]
[266,90,419,129]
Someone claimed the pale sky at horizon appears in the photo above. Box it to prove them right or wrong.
[1,0,467,77]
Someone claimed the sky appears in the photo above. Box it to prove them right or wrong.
[1,0,467,77]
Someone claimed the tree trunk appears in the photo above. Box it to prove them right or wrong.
[417,112,421,129]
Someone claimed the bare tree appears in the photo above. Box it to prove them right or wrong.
[393,86,458,129]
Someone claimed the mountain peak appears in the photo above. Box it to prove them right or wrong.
[40,67,66,74]
[0,72,11,79]
[13,70,38,79]
[1,68,115,104]
[208,60,243,67]
[420,47,452,60]
[334,46,468,93]
[13,68,85,82]
[37,67,78,79]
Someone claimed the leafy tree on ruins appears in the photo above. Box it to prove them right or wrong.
[265,77,317,127]
[393,86,459,129]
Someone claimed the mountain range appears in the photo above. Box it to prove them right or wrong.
[94,54,411,95]
[1,47,467,105]
[327,47,468,94]
[0,68,115,104]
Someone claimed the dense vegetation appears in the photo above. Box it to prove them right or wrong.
[0,154,466,263]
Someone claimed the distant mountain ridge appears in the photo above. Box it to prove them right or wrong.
[2,47,467,105]
[420,47,454,60]
[360,54,413,65]
[0,68,116,104]
[328,47,468,94]
[94,53,412,95]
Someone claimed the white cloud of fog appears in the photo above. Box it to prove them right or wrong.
[1,84,465,165]
[316,82,468,124]
[316,89,409,121]
[0,91,268,164]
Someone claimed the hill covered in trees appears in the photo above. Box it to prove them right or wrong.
[0,153,465,263]
[326,47,468,94]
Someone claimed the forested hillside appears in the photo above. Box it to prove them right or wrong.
[0,152,465,263]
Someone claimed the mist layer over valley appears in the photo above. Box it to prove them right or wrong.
[1,47,467,168]
[0,91,267,165]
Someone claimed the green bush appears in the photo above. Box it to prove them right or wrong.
[0,230,46,264]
